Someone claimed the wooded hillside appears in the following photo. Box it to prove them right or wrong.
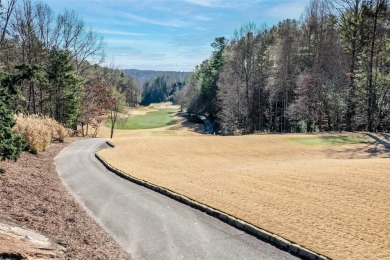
[123,69,188,106]
[177,0,390,134]
[0,0,141,140]
[124,69,188,86]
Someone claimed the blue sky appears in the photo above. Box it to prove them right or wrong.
[42,0,309,71]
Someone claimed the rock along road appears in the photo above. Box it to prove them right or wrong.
[55,138,299,260]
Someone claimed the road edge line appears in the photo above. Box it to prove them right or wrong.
[96,142,330,260]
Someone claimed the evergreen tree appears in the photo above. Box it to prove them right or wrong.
[0,72,26,162]
[46,49,82,129]
[199,37,227,123]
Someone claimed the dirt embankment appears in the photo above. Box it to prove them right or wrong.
[0,138,130,259]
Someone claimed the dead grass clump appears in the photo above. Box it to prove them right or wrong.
[13,114,70,153]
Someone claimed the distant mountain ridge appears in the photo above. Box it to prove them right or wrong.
[123,69,190,86]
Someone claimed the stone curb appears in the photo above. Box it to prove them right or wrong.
[96,141,330,260]
[106,141,115,148]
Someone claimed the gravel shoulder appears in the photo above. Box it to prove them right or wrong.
[0,138,130,259]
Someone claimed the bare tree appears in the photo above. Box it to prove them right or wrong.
[56,9,105,72]
[217,51,246,135]
[78,76,112,136]
[35,1,57,50]
[268,19,299,132]
[107,87,126,139]
[12,0,43,114]
[215,24,275,134]
[0,0,17,48]
[285,0,349,132]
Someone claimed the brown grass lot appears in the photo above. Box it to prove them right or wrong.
[98,108,390,259]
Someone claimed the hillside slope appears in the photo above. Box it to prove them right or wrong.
[0,139,130,259]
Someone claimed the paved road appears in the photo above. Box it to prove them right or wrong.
[55,139,298,260]
[198,115,214,134]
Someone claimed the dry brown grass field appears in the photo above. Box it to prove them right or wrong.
[98,106,390,259]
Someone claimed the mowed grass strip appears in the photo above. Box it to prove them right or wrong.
[288,134,374,146]
[105,108,178,130]
[98,134,390,259]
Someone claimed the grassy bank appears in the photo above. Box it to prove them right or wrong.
[287,134,374,146]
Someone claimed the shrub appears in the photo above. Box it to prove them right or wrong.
[298,120,308,133]
[0,74,26,161]
[311,123,320,133]
[13,115,70,153]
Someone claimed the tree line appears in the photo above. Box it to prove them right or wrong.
[124,69,188,86]
[0,0,143,160]
[176,0,390,135]
[0,0,141,134]
[141,74,185,106]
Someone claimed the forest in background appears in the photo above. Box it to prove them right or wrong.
[176,0,390,134]
[0,0,187,129]
[0,0,141,135]
[124,69,188,85]
[122,69,187,106]
[0,0,189,170]
[140,74,185,106]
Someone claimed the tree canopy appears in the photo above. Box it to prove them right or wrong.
[177,0,390,134]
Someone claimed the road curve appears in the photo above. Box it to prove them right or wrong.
[55,138,298,260]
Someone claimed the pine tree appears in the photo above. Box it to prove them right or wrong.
[46,49,82,129]
[0,72,26,162]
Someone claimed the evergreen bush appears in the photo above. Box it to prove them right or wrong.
[0,73,26,161]
[298,120,308,133]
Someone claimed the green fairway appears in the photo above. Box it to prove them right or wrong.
[106,108,178,130]
[288,135,374,146]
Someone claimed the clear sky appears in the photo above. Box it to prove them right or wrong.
[42,0,309,72]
